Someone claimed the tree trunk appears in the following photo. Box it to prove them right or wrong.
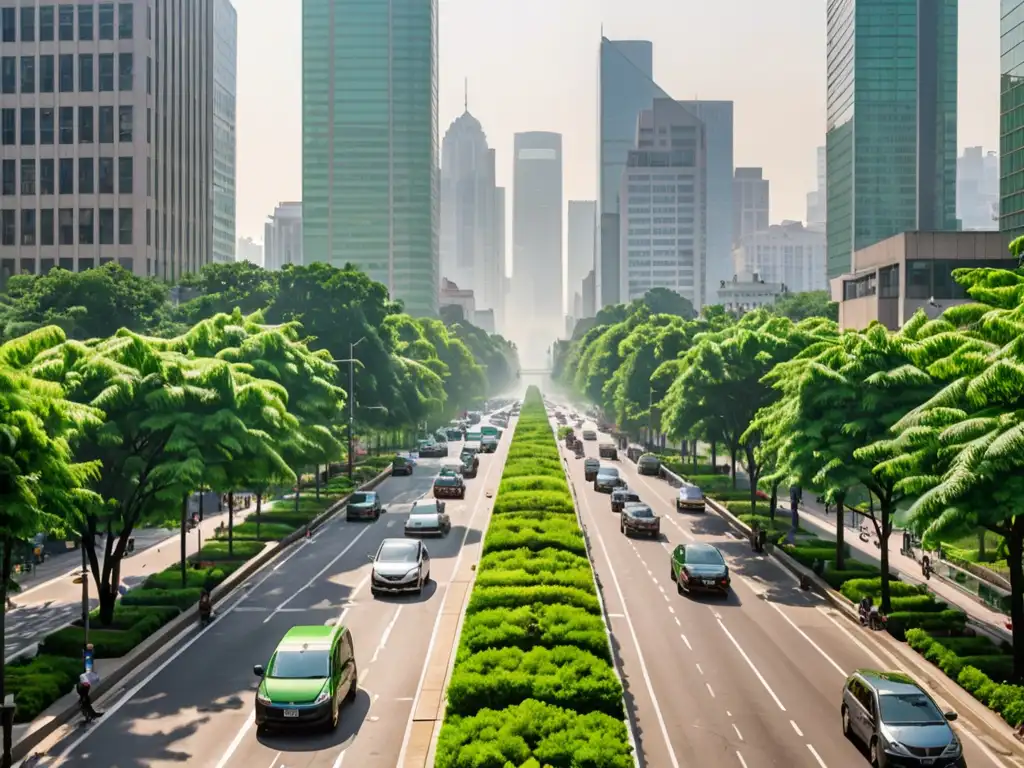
[1006,516,1024,681]
[745,445,759,515]
[315,466,321,500]
[878,500,894,614]
[228,490,235,558]
[729,444,738,488]
[769,480,779,523]
[834,493,847,571]
[710,442,717,471]
[294,469,301,513]
[255,493,263,539]
[97,520,118,625]
[180,493,188,588]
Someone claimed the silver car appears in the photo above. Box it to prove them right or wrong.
[405,499,451,536]
[370,539,431,596]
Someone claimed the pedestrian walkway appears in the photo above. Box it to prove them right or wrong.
[5,500,257,661]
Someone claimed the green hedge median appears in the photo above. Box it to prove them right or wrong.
[435,386,633,768]
[6,655,83,723]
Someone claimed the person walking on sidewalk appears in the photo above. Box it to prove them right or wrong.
[76,674,102,722]
[788,486,802,543]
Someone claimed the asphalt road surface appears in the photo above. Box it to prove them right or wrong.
[29,431,512,768]
[565,421,1015,768]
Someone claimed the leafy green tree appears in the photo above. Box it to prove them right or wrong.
[770,290,838,323]
[173,261,279,327]
[640,287,696,319]
[417,318,487,416]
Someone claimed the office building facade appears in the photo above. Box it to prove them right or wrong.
[0,0,213,288]
[620,98,706,309]
[733,220,826,294]
[511,131,562,365]
[1002,1,1024,236]
[806,145,826,230]
[957,147,998,231]
[264,201,302,271]
[301,0,439,316]
[212,0,236,263]
[826,0,958,281]
[733,167,769,246]
[567,199,595,311]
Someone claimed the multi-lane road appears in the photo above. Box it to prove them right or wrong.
[564,418,1017,768]
[27,429,512,768]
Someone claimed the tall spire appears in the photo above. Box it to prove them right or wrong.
[464,77,468,112]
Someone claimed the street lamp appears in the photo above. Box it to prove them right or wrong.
[347,338,366,480]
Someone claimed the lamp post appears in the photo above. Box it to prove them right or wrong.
[347,338,366,480]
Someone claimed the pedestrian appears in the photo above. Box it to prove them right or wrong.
[76,674,102,722]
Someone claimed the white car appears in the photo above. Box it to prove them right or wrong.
[370,538,431,596]
[405,499,451,536]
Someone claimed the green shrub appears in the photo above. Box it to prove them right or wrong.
[499,476,569,494]
[6,654,82,723]
[218,521,297,541]
[822,568,879,590]
[886,609,965,640]
[493,490,574,516]
[502,458,564,478]
[483,513,586,556]
[737,513,799,534]
[839,577,923,602]
[435,699,633,768]
[683,474,733,491]
[961,655,1014,683]
[42,617,160,658]
[467,585,600,616]
[446,646,623,718]
[197,539,265,561]
[458,604,609,661]
[935,635,1005,656]
[781,545,839,568]
[144,565,232,590]
[890,594,942,613]
[121,587,203,610]
[476,548,595,592]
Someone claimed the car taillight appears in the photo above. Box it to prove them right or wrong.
[680,568,690,581]
[719,577,729,585]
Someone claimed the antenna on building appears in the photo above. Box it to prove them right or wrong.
[464,78,468,112]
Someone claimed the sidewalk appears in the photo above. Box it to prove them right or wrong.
[5,500,257,661]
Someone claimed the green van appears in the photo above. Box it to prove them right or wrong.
[254,624,357,732]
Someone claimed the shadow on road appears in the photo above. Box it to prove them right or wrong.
[606,610,648,768]
[256,688,372,752]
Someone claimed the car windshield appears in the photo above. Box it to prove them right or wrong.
[350,493,373,504]
[378,542,419,562]
[268,648,329,679]
[629,507,654,518]
[879,692,945,725]
[685,547,724,565]
[435,476,458,486]
[680,487,703,500]
[598,468,620,478]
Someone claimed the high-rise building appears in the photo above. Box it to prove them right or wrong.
[675,100,734,306]
[301,0,439,316]
[440,106,503,324]
[237,236,263,267]
[1002,2,1024,236]
[733,167,769,246]
[264,202,302,271]
[511,131,562,366]
[598,38,671,309]
[0,1,213,289]
[494,185,506,331]
[957,147,998,231]
[567,200,596,311]
[212,0,237,263]
[620,98,706,308]
[826,0,958,281]
[582,269,596,318]
[733,221,827,293]
[806,146,826,230]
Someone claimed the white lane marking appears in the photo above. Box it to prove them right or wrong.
[332,748,347,768]
[668,606,675,614]
[717,618,787,711]
[806,744,827,766]
[814,606,890,668]
[214,714,255,768]
[960,727,1011,768]
[264,752,281,768]
[681,633,692,650]
[395,441,507,767]
[736,752,748,768]
[358,667,369,684]
[387,520,395,527]
[696,663,703,675]
[264,523,374,623]
[732,724,743,741]
[706,682,715,698]
[791,720,803,737]
[674,616,681,626]
[370,606,403,664]
[607,613,625,618]
[765,601,846,677]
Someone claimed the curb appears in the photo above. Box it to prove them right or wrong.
[11,465,393,763]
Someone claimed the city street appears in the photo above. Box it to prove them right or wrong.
[563,423,1018,768]
[26,430,511,768]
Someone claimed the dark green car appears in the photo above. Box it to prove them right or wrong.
[392,454,415,476]
[254,624,357,732]
[346,491,382,522]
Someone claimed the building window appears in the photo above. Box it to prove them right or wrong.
[21,210,36,246]
[118,52,132,91]
[58,107,73,144]
[118,105,132,141]
[98,53,113,91]
[40,209,54,245]
[78,3,92,39]
[905,260,931,300]
[146,107,151,143]
[20,7,35,41]
[39,108,53,144]
[1,161,13,195]
[79,208,94,244]
[78,258,93,270]
[39,6,54,41]
[98,106,113,143]
[57,257,72,270]
[20,56,34,94]
[40,159,54,194]
[59,54,73,92]
[40,258,55,274]
[878,265,899,299]
[79,53,93,91]
[78,157,93,194]
[20,108,34,146]
[1,210,15,246]
[58,4,73,41]
[98,3,113,39]
[20,159,35,195]
[146,56,151,94]
[1,57,13,94]
[0,109,13,146]
[0,8,14,43]
[58,208,73,245]
[58,158,73,194]
[98,157,113,194]
[118,208,131,244]
[146,208,150,245]
[79,106,93,143]
[118,157,132,193]
[117,2,132,38]
[98,208,114,244]
[39,55,53,93]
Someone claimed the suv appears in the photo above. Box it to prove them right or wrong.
[598,443,618,460]
[254,624,357,733]
[583,457,601,481]
[433,470,466,499]
[594,466,624,493]
[841,669,963,767]
[611,488,641,513]
[637,454,662,476]
[676,485,706,512]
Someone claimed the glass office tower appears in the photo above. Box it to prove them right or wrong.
[826,0,958,280]
[1001,0,1024,236]
[302,0,439,316]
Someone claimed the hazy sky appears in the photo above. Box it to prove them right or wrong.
[236,0,1000,247]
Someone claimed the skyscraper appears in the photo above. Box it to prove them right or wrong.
[957,147,998,231]
[264,202,303,271]
[826,0,958,280]
[1001,2,1024,236]
[733,168,769,246]
[567,200,596,311]
[440,104,503,325]
[806,146,826,230]
[301,0,439,316]
[212,0,238,263]
[512,131,562,366]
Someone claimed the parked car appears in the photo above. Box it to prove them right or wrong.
[670,543,730,595]
[404,499,451,537]
[637,453,662,475]
[391,454,415,476]
[620,503,660,538]
[433,470,466,499]
[598,443,618,460]
[583,458,601,481]
[594,466,625,493]
[370,538,431,595]
[676,484,706,512]
[346,491,382,521]
[611,488,641,513]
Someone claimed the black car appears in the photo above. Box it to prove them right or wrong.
[610,488,641,513]
[583,458,601,481]
[598,443,618,460]
[445,427,463,441]
[671,543,730,595]
[419,441,448,458]
[346,491,382,521]
[433,472,466,499]
[391,454,415,476]
[594,467,624,493]
[620,503,660,538]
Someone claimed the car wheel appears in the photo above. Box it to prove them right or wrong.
[374,511,380,521]
[371,587,380,598]
[347,666,358,702]
[841,705,851,739]
[256,723,267,737]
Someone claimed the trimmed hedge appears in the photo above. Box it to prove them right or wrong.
[436,386,632,765]
[6,655,82,723]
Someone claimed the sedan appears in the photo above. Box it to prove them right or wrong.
[370,538,431,596]
[676,484,706,512]
[610,488,641,513]
[671,543,730,595]
[418,441,448,458]
[346,491,382,521]
[405,499,451,536]
[433,472,466,499]
[594,467,625,493]
[637,454,662,476]
[620,503,660,538]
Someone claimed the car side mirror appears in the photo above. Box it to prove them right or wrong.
[253,664,264,677]
[368,554,375,562]
[944,711,957,722]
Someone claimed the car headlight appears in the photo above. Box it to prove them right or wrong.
[884,740,912,756]
[314,689,331,705]
[404,568,419,580]
[941,736,962,756]
[256,687,270,705]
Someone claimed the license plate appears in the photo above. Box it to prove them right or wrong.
[703,579,715,586]
[283,709,299,718]
[921,760,934,766]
